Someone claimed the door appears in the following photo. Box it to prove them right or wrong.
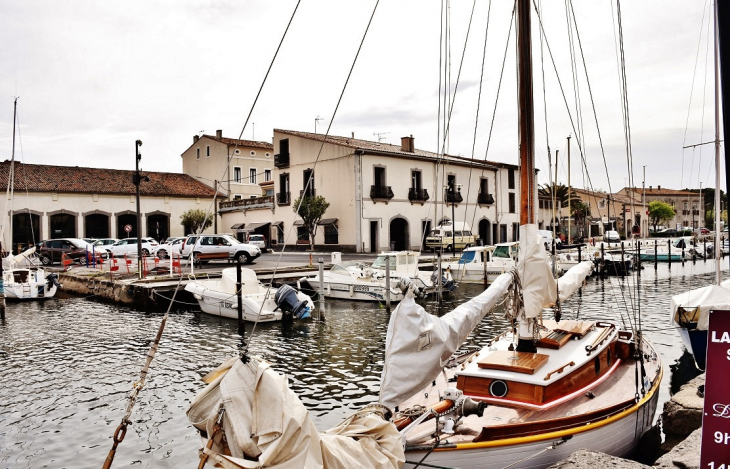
[370,221,378,253]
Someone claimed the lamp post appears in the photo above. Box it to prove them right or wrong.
[133,140,149,279]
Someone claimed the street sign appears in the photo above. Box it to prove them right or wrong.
[700,309,730,466]
[124,224,132,233]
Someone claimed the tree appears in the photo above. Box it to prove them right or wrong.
[648,200,675,231]
[538,183,580,211]
[292,195,330,250]
[180,208,213,234]
[571,200,591,234]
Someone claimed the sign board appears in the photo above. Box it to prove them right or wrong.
[700,309,730,466]
[601,216,608,224]
[124,224,133,233]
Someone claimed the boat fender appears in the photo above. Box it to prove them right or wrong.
[274,284,310,319]
[46,273,62,289]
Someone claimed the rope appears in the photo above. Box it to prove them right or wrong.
[500,437,570,469]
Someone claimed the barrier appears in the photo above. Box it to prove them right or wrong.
[61,253,74,271]
[170,253,182,277]
[123,254,133,274]
[110,258,120,280]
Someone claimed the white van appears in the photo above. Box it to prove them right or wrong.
[425,221,475,251]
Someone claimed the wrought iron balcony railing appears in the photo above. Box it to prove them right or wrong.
[408,187,429,203]
[445,190,463,204]
[370,185,394,200]
[477,193,495,205]
[274,153,290,168]
[277,191,291,206]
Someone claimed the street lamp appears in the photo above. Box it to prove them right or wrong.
[133,140,150,279]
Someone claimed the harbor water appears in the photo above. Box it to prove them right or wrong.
[0,259,720,468]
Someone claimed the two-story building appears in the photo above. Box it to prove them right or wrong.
[618,186,704,231]
[217,129,520,252]
[0,161,220,253]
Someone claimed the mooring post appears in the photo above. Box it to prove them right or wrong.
[385,254,391,312]
[654,239,658,268]
[436,252,442,304]
[704,238,707,262]
[483,252,488,289]
[669,239,673,269]
[621,242,625,274]
[0,242,5,320]
[236,257,244,335]
[318,258,325,312]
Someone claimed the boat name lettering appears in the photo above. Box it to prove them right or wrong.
[354,285,369,292]
[219,301,233,309]
[711,331,730,343]
[712,403,730,419]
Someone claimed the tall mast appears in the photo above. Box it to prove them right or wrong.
[714,0,722,284]
[9,97,17,254]
[567,135,571,243]
[517,0,535,225]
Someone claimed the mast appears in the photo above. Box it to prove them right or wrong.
[714,0,722,284]
[567,135,571,243]
[9,97,17,254]
[517,0,535,225]
[717,0,730,271]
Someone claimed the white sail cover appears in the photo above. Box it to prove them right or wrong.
[187,356,404,469]
[378,273,513,410]
[518,224,557,318]
[670,284,730,331]
[557,261,593,303]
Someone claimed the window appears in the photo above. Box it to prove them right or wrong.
[266,152,271,158]
[206,146,210,158]
[512,223,519,241]
[233,167,242,183]
[264,169,272,181]
[297,226,308,241]
[411,170,422,190]
[509,193,516,213]
[447,174,456,189]
[265,188,274,196]
[324,224,338,244]
[683,202,688,210]
[280,138,289,155]
[196,148,200,160]
[374,167,386,187]
[500,224,507,243]
[303,169,314,196]
[249,168,257,184]
[508,169,515,189]
[480,178,488,194]
[233,194,242,200]
[250,151,256,156]
[280,173,290,192]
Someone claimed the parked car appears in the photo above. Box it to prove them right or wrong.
[156,237,186,259]
[695,227,710,235]
[108,237,159,257]
[37,238,90,265]
[604,230,621,242]
[246,234,268,252]
[180,234,261,264]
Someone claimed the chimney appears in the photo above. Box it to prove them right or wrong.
[216,129,223,138]
[658,185,661,191]
[401,135,415,152]
[193,135,199,143]
[352,132,355,139]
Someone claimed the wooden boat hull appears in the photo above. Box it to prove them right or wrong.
[404,370,660,469]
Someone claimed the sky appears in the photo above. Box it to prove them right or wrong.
[0,0,722,194]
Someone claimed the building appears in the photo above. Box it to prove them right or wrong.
[618,186,704,231]
[0,161,220,253]
[217,129,520,252]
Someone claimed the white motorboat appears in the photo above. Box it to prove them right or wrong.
[445,244,517,284]
[369,251,455,294]
[2,247,61,300]
[298,261,410,302]
[185,267,313,322]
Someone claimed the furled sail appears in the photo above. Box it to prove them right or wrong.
[378,273,513,410]
[670,284,730,331]
[518,224,557,319]
[557,261,593,302]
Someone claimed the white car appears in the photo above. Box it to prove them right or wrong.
[180,234,261,264]
[156,237,186,259]
[604,230,621,243]
[246,234,268,252]
[108,237,159,257]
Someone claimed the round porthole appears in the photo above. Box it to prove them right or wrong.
[489,380,508,398]
[250,151,256,156]
[265,152,271,158]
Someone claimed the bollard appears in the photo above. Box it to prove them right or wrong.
[621,242,625,275]
[704,238,707,262]
[236,257,244,335]
[436,252,442,303]
[385,254,391,312]
[654,239,658,268]
[578,244,582,263]
[318,258,325,309]
[0,242,4,320]
[668,239,673,269]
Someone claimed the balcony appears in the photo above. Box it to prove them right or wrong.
[299,188,316,198]
[274,153,290,168]
[408,187,429,205]
[370,185,394,203]
[219,196,274,213]
[277,191,291,206]
[445,190,463,205]
[477,193,495,205]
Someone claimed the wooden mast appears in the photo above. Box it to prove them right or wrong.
[517,0,535,225]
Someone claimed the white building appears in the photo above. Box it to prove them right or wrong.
[218,130,520,252]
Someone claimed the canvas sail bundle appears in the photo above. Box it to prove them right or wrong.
[187,356,404,469]
[670,284,730,331]
[518,224,557,319]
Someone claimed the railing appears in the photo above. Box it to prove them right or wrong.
[370,185,394,200]
[477,193,495,205]
[445,190,463,204]
[277,191,291,206]
[274,153,290,168]
[219,196,274,212]
[408,187,429,203]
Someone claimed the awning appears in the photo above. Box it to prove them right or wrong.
[293,220,304,226]
[240,221,270,232]
[318,218,338,226]
[231,223,245,230]
[271,221,283,227]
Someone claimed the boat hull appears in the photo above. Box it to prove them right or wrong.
[676,326,707,370]
[320,281,405,302]
[404,376,660,469]
[3,269,58,300]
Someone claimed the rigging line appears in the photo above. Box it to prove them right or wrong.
[566,0,610,198]
[531,1,600,198]
[564,0,583,160]
[616,0,635,193]
[467,3,517,231]
[462,0,493,231]
[433,0,446,231]
[681,0,711,190]
[536,0,551,188]
[248,0,382,345]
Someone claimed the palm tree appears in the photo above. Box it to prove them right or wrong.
[538,183,579,211]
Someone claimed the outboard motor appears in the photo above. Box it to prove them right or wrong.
[397,277,424,298]
[46,272,62,289]
[274,284,311,320]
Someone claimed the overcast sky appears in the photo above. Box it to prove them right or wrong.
[0,0,721,193]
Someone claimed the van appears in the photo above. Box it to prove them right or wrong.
[425,221,475,251]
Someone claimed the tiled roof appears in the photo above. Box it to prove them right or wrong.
[274,129,515,169]
[0,161,221,198]
[202,135,273,149]
[625,187,697,197]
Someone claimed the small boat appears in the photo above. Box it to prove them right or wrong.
[554,244,595,272]
[445,244,519,284]
[298,261,411,302]
[637,244,684,262]
[2,247,61,300]
[185,267,313,322]
[595,251,633,276]
[368,251,455,294]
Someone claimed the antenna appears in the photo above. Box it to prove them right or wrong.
[315,116,324,134]
[373,131,390,143]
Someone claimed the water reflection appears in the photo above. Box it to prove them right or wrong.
[0,261,718,467]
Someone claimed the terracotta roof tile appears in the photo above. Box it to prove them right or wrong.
[0,161,221,198]
[202,135,273,149]
[274,129,515,169]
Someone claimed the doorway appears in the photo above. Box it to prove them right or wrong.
[370,221,378,253]
[479,219,491,245]
[389,217,409,251]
